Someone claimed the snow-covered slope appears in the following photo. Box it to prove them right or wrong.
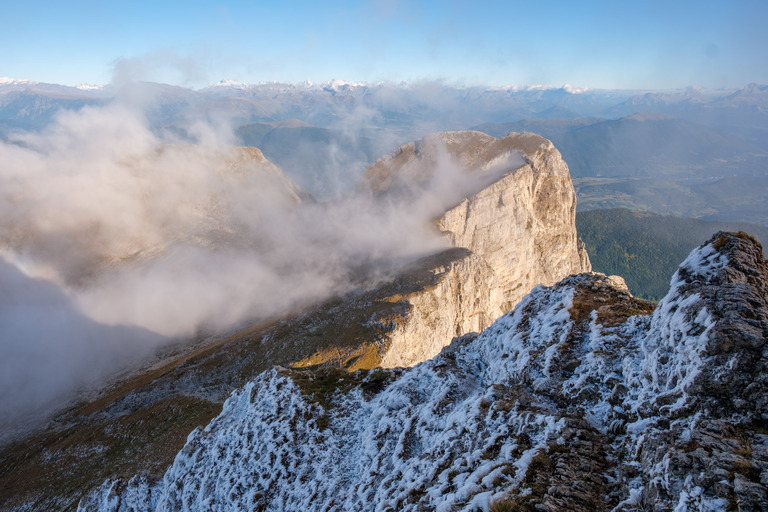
[79,231,768,511]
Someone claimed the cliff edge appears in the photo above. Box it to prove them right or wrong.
[360,131,591,366]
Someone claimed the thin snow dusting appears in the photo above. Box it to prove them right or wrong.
[625,241,724,417]
[79,239,750,511]
[80,363,566,511]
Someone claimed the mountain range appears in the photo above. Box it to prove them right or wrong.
[0,130,592,510]
[2,130,767,511]
[4,78,765,222]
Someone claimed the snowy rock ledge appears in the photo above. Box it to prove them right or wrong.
[79,232,768,512]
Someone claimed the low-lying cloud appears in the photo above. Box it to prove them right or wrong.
[0,87,518,443]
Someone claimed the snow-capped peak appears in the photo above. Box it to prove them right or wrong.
[210,78,250,89]
[75,83,105,91]
[0,77,36,86]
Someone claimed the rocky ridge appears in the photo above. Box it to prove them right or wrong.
[78,232,768,511]
[0,132,589,511]
[362,131,591,366]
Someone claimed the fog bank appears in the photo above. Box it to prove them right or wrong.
[0,91,516,441]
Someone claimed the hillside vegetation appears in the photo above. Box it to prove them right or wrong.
[576,208,768,300]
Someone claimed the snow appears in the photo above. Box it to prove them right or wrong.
[0,77,36,85]
[76,83,105,91]
[210,79,249,88]
[673,482,729,512]
[79,240,740,511]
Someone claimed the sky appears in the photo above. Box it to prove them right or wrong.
[2,0,767,90]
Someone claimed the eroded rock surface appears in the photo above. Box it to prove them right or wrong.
[365,131,591,366]
[79,232,768,512]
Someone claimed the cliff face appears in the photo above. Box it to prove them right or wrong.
[369,131,591,366]
[79,232,768,511]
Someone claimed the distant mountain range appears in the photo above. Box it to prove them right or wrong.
[3,79,766,137]
[2,79,767,221]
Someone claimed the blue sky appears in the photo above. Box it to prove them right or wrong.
[3,0,766,89]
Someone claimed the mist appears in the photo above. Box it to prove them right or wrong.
[0,87,514,442]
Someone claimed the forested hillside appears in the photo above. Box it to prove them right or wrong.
[576,208,768,300]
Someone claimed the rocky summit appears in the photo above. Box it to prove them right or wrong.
[78,232,768,511]
[363,131,591,367]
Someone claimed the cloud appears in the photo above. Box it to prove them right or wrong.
[0,257,166,444]
[111,49,205,89]
[2,93,517,440]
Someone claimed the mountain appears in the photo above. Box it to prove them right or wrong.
[0,81,104,134]
[78,231,768,511]
[236,120,381,199]
[475,113,767,179]
[0,131,589,511]
[576,208,768,301]
[358,131,591,366]
[2,79,767,509]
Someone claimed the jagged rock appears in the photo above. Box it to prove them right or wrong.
[366,131,591,366]
[77,232,768,511]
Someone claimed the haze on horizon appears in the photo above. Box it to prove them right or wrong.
[2,0,767,90]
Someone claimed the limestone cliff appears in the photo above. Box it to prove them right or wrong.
[364,131,591,366]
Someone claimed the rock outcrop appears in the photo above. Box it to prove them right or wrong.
[79,232,768,511]
[363,131,591,366]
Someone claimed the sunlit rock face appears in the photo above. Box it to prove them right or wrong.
[79,232,768,511]
[362,131,591,367]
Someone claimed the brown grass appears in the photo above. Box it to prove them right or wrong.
[0,247,471,511]
[569,283,655,328]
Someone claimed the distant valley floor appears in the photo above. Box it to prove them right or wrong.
[574,175,768,226]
